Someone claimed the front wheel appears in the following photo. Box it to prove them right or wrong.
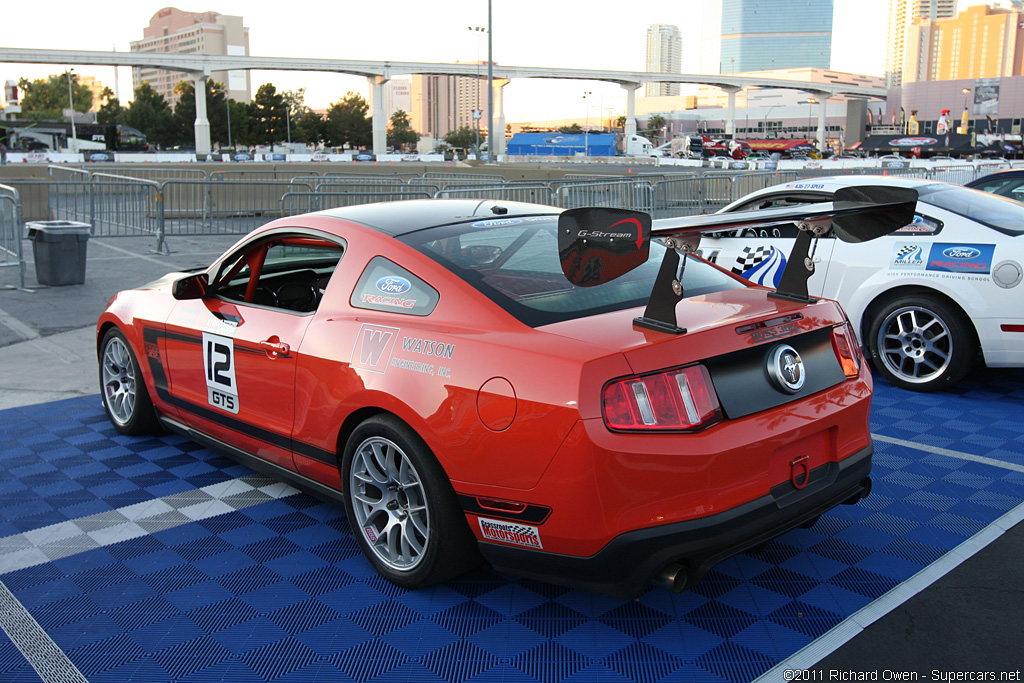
[866,295,977,392]
[99,328,160,435]
[341,415,479,589]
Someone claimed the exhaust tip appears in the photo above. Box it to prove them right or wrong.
[653,562,689,594]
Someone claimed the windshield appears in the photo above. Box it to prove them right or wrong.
[398,218,743,327]
[918,184,1024,236]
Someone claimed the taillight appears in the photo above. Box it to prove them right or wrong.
[831,322,861,378]
[603,364,722,431]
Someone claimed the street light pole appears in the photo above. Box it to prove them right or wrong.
[486,0,494,162]
[66,69,77,153]
[469,26,485,158]
[583,91,592,157]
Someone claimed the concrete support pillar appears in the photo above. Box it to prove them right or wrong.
[369,76,387,157]
[621,82,639,138]
[192,73,211,156]
[492,79,508,156]
[724,87,741,137]
[817,98,828,153]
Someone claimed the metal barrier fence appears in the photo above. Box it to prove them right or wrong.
[0,184,24,289]
[161,180,314,239]
[280,190,432,215]
[0,164,1005,257]
[433,185,554,204]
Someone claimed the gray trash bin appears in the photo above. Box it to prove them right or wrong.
[26,220,91,286]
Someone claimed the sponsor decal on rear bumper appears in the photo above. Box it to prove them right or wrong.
[479,518,544,549]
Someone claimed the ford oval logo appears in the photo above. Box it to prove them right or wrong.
[943,246,981,259]
[376,276,411,294]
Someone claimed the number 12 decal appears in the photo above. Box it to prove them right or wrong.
[202,332,239,414]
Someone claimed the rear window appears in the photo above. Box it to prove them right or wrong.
[919,184,1024,236]
[398,218,743,326]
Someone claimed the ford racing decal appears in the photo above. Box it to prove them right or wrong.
[478,518,543,549]
[376,276,411,294]
[926,243,995,274]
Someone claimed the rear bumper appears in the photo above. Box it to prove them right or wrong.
[478,442,873,599]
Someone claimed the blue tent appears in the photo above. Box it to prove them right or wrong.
[506,133,617,156]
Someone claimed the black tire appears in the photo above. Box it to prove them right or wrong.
[341,415,480,589]
[866,294,977,392]
[98,328,161,435]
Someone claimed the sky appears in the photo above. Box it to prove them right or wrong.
[1,0,902,122]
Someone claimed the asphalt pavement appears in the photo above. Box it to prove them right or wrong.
[0,231,1021,678]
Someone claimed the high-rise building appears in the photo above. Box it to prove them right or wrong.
[702,0,833,74]
[410,69,486,142]
[645,24,682,97]
[885,0,956,88]
[130,7,250,108]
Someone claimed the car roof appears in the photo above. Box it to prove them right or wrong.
[314,198,561,236]
[965,168,1024,186]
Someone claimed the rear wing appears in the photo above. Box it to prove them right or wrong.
[558,185,917,334]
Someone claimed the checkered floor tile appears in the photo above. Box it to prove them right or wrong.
[1,368,1022,683]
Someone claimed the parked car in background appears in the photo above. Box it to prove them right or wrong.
[964,167,1024,202]
[699,176,1024,391]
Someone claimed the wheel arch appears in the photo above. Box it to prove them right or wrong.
[860,284,981,356]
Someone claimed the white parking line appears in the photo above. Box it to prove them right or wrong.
[753,500,1024,681]
[754,434,1024,680]
[873,433,1024,474]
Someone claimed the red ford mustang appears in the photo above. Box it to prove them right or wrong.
[97,193,913,598]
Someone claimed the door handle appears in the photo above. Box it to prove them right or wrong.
[259,338,290,357]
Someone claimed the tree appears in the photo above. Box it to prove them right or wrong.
[293,110,325,146]
[443,125,477,150]
[646,114,667,142]
[250,83,289,145]
[387,110,419,151]
[121,82,176,148]
[558,123,584,134]
[17,74,93,121]
[324,92,371,149]
[96,87,123,126]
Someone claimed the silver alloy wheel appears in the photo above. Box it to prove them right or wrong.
[101,336,137,426]
[349,436,430,571]
[876,304,953,385]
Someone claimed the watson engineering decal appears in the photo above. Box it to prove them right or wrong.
[926,243,995,274]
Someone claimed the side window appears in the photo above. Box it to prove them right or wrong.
[351,257,440,316]
[213,234,344,313]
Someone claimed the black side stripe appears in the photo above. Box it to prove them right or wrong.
[143,326,334,465]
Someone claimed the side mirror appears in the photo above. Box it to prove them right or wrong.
[172,272,209,300]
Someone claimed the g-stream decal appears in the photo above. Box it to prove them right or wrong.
[732,245,787,288]
[926,243,995,274]
[202,332,239,414]
[350,324,400,374]
[478,518,544,549]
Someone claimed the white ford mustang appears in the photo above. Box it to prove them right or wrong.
[698,176,1024,391]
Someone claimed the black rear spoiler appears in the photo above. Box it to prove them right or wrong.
[558,185,917,334]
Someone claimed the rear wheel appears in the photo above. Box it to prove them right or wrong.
[867,295,976,392]
[341,415,479,588]
[99,328,160,435]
